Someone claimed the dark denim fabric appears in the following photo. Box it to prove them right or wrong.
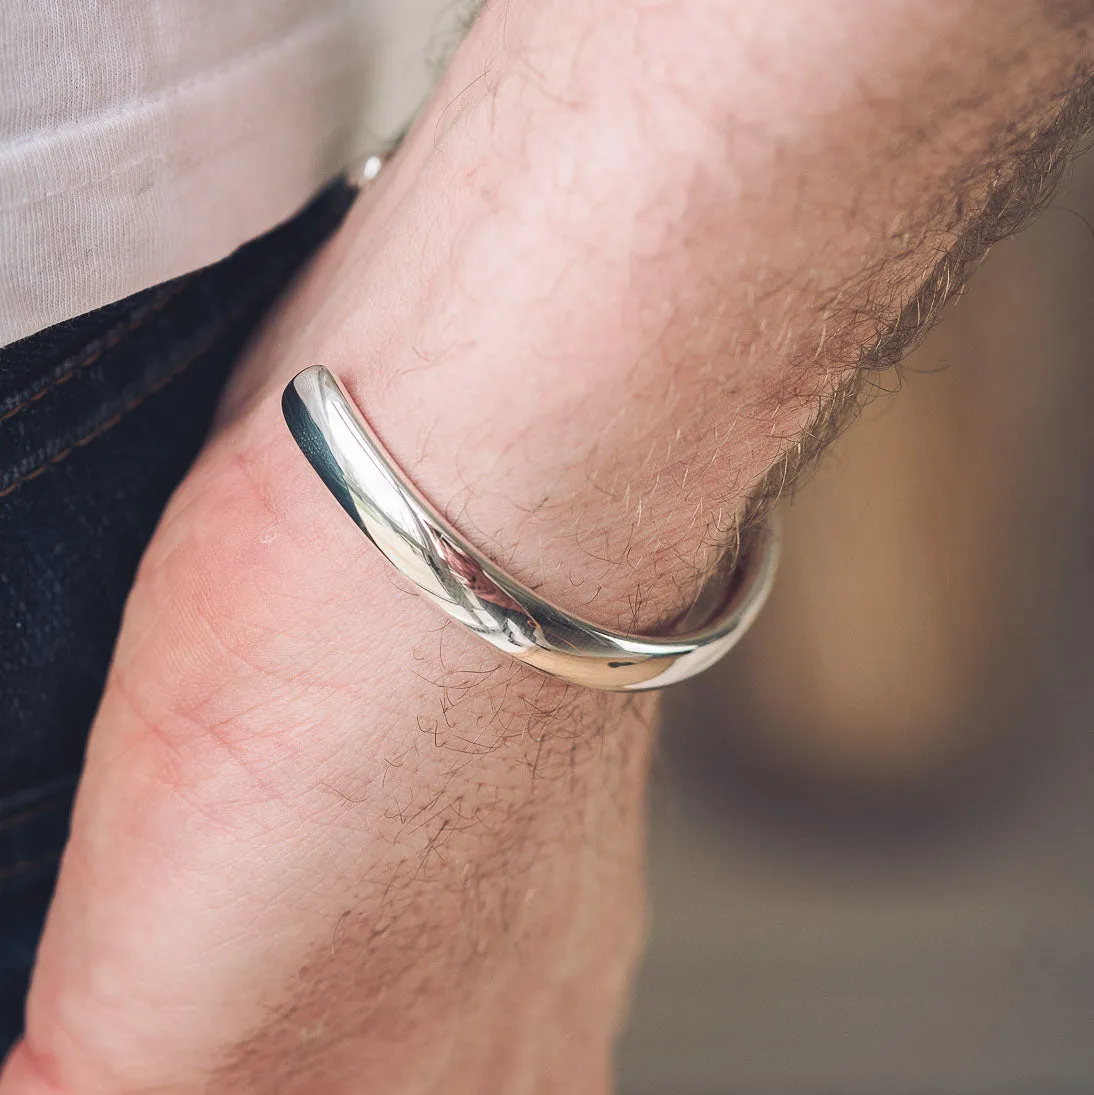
[0,182,354,1052]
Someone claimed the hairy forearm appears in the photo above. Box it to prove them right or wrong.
[235,0,1094,628]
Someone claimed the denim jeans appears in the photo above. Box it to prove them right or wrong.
[0,182,354,1053]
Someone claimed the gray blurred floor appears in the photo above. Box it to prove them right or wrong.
[620,688,1094,1094]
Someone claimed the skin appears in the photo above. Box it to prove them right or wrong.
[2,1,1093,1091]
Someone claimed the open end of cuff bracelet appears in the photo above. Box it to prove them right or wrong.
[282,365,780,691]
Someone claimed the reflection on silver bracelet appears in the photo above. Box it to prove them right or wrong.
[283,366,779,691]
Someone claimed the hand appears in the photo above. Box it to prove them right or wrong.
[3,1,1091,1091]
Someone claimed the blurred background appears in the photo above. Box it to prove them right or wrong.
[616,148,1094,1094]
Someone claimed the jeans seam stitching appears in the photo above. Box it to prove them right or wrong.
[0,308,239,502]
[0,280,189,423]
[0,241,303,501]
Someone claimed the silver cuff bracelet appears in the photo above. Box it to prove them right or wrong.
[283,365,779,691]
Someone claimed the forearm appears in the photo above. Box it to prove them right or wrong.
[207,3,1093,1075]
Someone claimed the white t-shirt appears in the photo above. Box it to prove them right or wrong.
[0,0,464,346]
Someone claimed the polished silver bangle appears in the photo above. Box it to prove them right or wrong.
[282,365,779,691]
